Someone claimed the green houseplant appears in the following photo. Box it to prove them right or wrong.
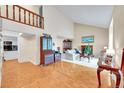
[83,44,92,55]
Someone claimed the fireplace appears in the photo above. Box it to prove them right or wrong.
[81,45,93,55]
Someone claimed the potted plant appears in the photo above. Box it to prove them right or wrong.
[83,44,92,56]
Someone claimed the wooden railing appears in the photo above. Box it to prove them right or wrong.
[0,5,44,29]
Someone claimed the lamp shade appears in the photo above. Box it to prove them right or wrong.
[106,49,115,56]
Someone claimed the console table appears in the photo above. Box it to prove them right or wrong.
[97,65,121,88]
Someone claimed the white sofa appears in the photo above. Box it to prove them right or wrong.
[64,50,80,61]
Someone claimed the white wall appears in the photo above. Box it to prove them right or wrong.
[18,36,33,62]
[113,6,124,67]
[108,18,113,50]
[43,6,74,52]
[3,36,18,60]
[21,5,40,14]
[18,34,40,65]
[73,23,109,56]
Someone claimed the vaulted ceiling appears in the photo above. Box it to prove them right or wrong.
[55,5,114,28]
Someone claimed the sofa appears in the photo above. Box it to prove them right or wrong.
[64,49,80,61]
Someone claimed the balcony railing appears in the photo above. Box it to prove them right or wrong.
[0,5,44,29]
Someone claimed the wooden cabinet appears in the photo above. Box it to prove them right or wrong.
[63,39,72,52]
[40,35,54,65]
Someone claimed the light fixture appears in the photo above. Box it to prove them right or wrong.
[19,33,23,36]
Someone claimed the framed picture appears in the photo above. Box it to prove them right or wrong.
[82,36,94,43]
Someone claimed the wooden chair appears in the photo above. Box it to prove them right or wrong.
[97,48,124,88]
[121,48,124,87]
[121,48,124,76]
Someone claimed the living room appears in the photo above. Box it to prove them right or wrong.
[47,6,110,68]
[0,5,124,88]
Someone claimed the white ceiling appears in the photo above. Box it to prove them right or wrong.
[55,5,114,28]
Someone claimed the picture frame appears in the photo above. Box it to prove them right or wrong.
[82,35,94,43]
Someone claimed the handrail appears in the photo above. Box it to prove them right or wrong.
[0,5,44,29]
